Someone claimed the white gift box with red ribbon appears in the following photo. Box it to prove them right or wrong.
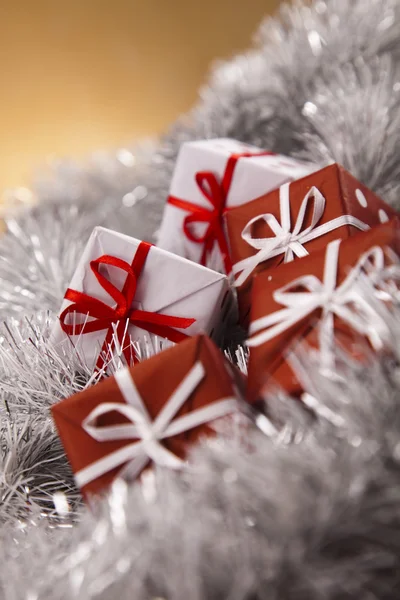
[158,138,316,273]
[51,226,234,371]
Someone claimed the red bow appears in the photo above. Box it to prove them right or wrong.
[60,242,196,372]
[167,151,275,273]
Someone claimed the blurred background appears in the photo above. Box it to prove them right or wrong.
[0,0,280,191]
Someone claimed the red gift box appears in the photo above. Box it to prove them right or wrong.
[246,218,400,402]
[52,335,242,498]
[225,163,398,326]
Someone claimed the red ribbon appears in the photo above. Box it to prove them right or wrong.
[60,241,196,371]
[167,151,275,273]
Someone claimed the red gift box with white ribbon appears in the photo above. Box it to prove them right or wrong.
[225,163,398,326]
[246,218,400,402]
[158,138,316,273]
[51,335,242,498]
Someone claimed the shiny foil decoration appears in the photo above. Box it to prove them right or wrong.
[1,1,400,598]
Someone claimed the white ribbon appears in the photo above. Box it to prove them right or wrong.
[75,361,238,488]
[247,239,392,364]
[362,246,400,302]
[232,183,370,287]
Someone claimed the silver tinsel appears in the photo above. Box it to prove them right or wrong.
[0,0,400,598]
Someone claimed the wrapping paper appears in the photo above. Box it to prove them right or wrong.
[51,227,234,369]
[226,163,398,326]
[246,218,400,402]
[158,138,316,271]
[51,335,242,497]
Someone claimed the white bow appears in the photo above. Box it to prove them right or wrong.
[232,183,369,287]
[75,361,238,488]
[247,240,393,364]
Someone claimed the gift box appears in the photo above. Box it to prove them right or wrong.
[51,335,242,497]
[246,218,400,402]
[51,226,234,372]
[158,138,316,273]
[225,163,398,326]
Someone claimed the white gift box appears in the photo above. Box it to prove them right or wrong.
[51,226,234,369]
[158,138,316,271]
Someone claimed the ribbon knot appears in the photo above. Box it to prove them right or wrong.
[319,292,334,311]
[74,361,238,489]
[60,241,196,372]
[281,232,295,249]
[232,183,370,287]
[168,151,275,273]
[247,239,395,366]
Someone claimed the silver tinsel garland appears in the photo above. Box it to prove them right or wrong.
[1,0,400,597]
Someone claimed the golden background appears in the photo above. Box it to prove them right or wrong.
[0,0,280,191]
